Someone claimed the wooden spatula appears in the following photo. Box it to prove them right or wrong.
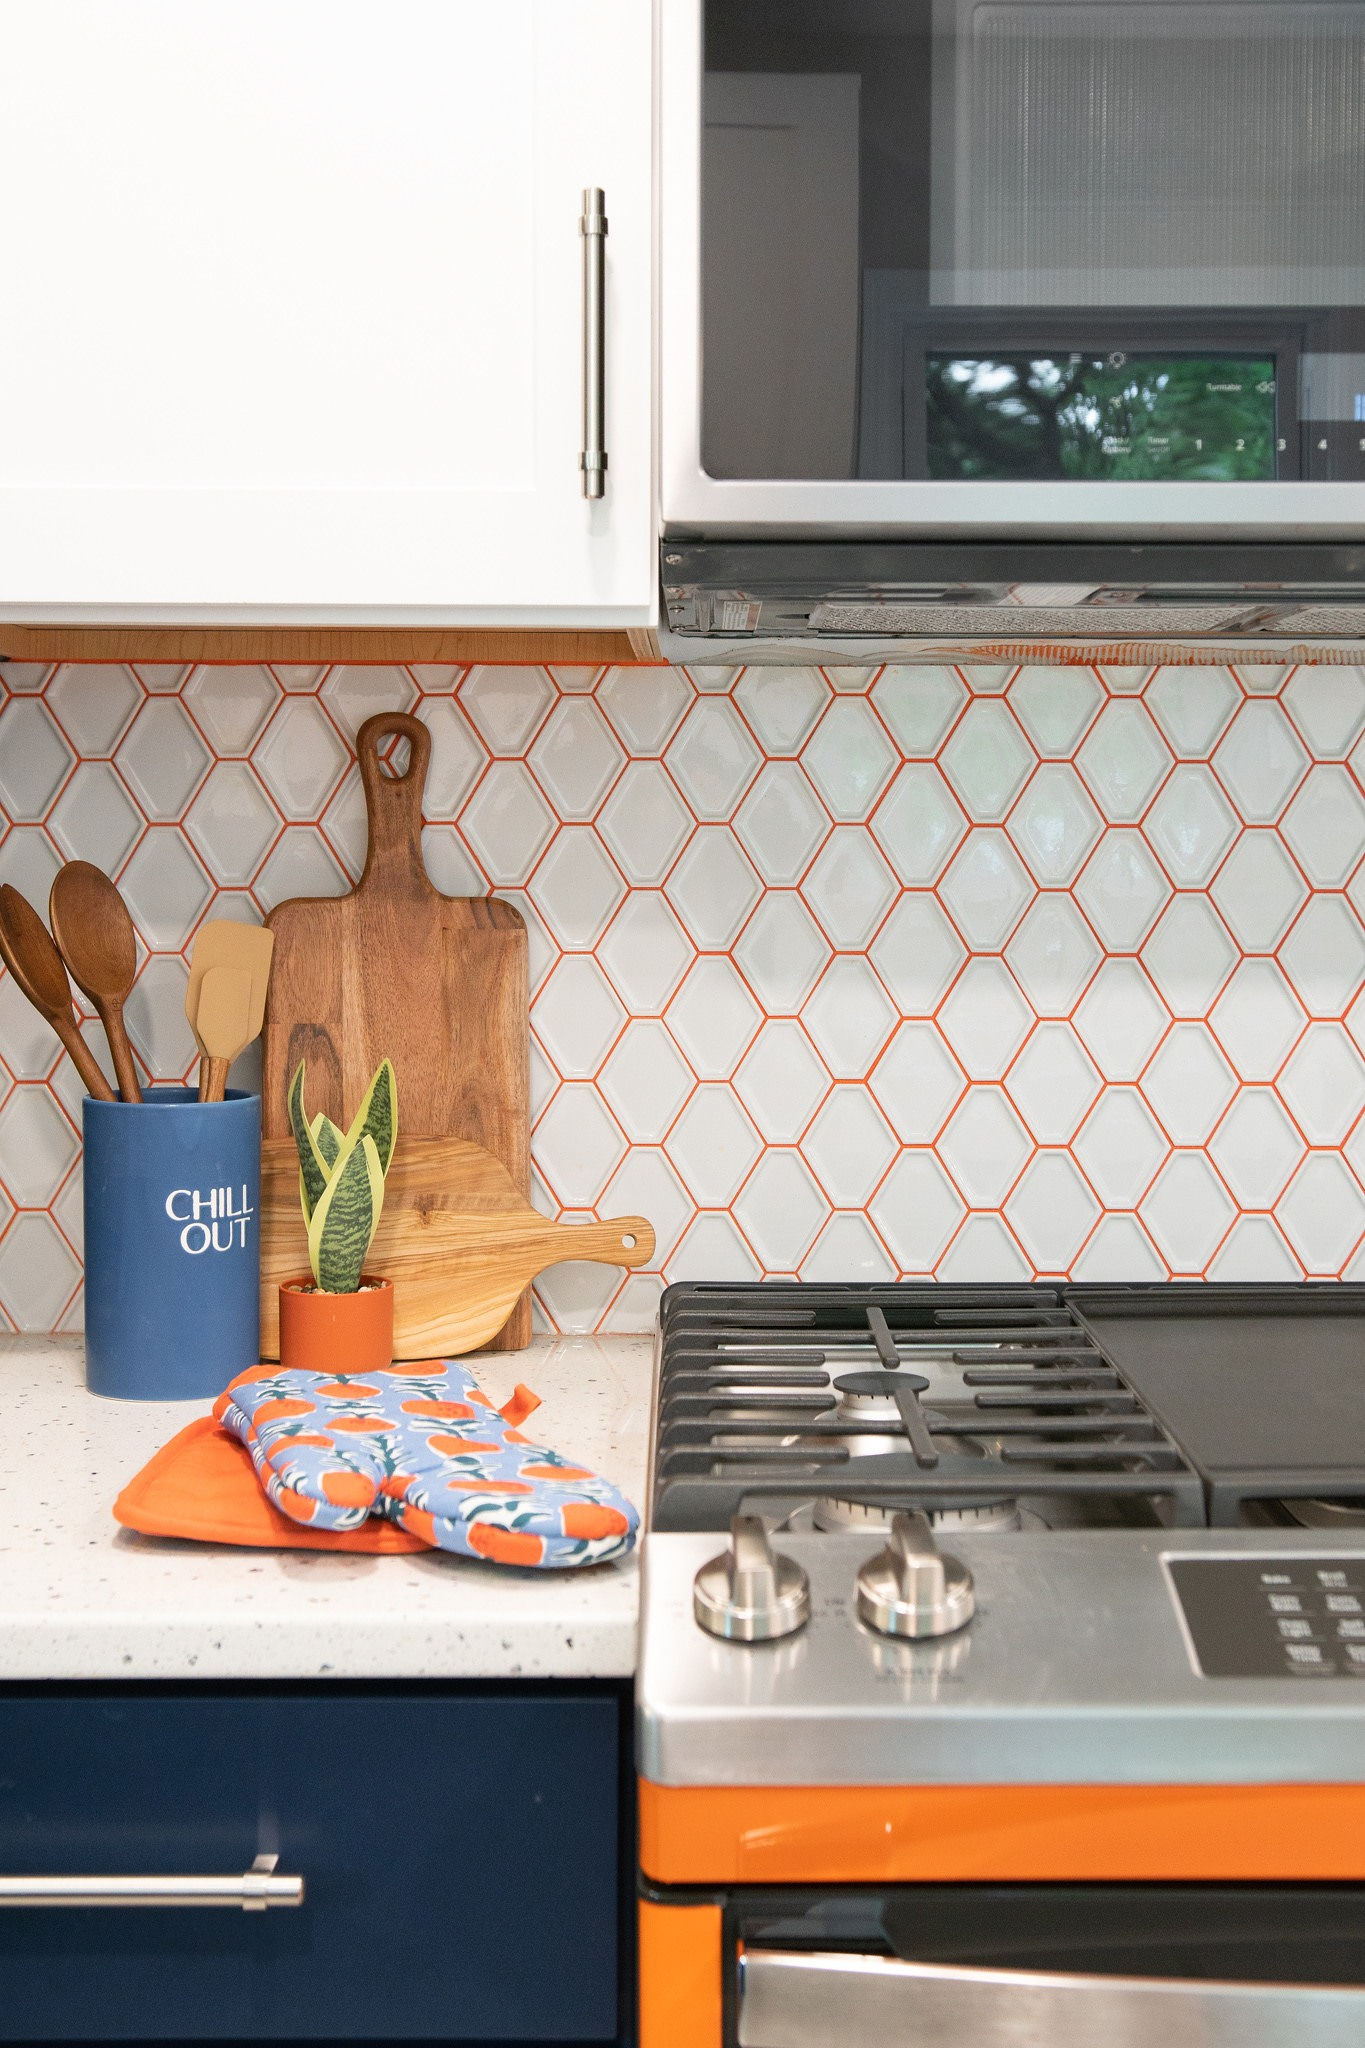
[259,1135,656,1358]
[0,884,116,1102]
[48,862,142,1102]
[192,967,255,1103]
[185,920,275,1101]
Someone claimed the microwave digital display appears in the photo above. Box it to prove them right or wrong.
[926,354,1278,483]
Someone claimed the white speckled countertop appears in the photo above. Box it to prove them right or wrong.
[0,1334,653,1680]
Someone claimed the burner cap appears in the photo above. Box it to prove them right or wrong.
[834,1370,930,1398]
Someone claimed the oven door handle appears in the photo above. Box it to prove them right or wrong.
[738,1947,1365,2047]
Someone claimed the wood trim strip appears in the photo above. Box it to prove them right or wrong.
[0,625,647,665]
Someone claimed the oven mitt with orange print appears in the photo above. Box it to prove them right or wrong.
[212,1360,639,1568]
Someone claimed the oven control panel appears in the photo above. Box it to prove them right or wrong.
[1169,1558,1365,1678]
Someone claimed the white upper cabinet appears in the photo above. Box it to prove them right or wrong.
[0,3,653,625]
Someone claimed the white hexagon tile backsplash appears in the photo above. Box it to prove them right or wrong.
[6,657,1365,1332]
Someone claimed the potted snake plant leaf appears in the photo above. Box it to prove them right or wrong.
[278,1056,398,1371]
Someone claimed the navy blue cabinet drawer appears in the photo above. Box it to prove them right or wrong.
[0,1684,623,2042]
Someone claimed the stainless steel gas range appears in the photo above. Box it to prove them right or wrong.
[636,1282,1365,2047]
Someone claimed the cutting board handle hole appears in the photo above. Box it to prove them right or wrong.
[621,1233,637,1249]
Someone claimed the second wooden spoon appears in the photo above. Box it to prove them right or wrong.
[49,863,143,1104]
[0,885,116,1102]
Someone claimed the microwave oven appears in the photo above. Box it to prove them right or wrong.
[658,0,1365,658]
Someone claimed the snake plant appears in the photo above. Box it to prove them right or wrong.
[287,1057,398,1293]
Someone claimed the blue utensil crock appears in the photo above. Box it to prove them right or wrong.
[83,1086,261,1400]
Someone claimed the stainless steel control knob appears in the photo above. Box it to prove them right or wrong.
[855,1510,975,1639]
[693,1514,811,1642]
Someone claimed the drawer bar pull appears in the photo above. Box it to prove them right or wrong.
[0,1852,304,1910]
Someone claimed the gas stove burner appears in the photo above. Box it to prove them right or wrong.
[1282,1497,1365,1528]
[812,1373,1023,1533]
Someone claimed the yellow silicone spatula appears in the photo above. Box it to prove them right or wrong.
[185,920,274,1101]
[192,966,255,1103]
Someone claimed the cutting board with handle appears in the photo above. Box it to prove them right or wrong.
[259,1136,655,1359]
[262,711,531,1349]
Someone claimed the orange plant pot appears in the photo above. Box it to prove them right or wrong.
[277,1276,395,1373]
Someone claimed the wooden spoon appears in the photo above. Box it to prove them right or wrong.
[192,966,255,1103]
[185,919,274,1101]
[0,885,116,1102]
[48,862,142,1103]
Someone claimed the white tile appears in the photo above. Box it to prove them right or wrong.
[528,828,625,948]
[0,700,74,819]
[183,763,279,887]
[1211,702,1308,822]
[459,667,554,754]
[800,1212,896,1282]
[664,701,761,821]
[957,664,1014,695]
[598,762,693,884]
[544,665,605,695]
[940,701,1035,821]
[0,662,52,693]
[1207,1215,1303,1281]
[870,666,966,754]
[800,829,897,949]
[598,1020,694,1142]
[498,888,557,996]
[1139,1152,1236,1273]
[1004,1152,1100,1271]
[733,894,830,1014]
[316,769,367,881]
[532,955,626,1079]
[1208,959,1306,1081]
[870,764,968,883]
[934,1212,1030,1282]
[1279,896,1365,1017]
[182,666,280,756]
[1074,830,1171,950]
[1277,1022,1365,1143]
[869,894,966,1014]
[1096,665,1154,695]
[800,1085,897,1206]
[51,1167,82,1256]
[319,666,417,740]
[665,828,761,949]
[1005,763,1103,885]
[598,667,693,754]
[0,970,61,1081]
[938,829,1034,949]
[119,829,212,948]
[252,826,349,915]
[267,664,326,693]
[114,699,209,821]
[937,959,1034,1079]
[734,1020,831,1143]
[419,824,485,898]
[598,894,695,1014]
[1209,831,1307,951]
[601,1149,694,1269]
[1139,1023,1236,1143]
[0,1087,78,1204]
[802,957,897,1079]
[1004,1023,1101,1142]
[1283,667,1365,759]
[417,698,488,815]
[532,1085,626,1206]
[409,664,466,695]
[47,663,141,755]
[1145,666,1239,757]
[665,1085,762,1206]
[822,666,878,694]
[665,1212,762,1284]
[124,953,197,1081]
[1231,663,1292,695]
[528,1037,555,1119]
[935,1086,1032,1206]
[46,762,144,872]
[665,958,762,1079]
[0,828,61,905]
[867,1152,967,1273]
[252,696,349,820]
[1075,701,1172,822]
[733,764,829,884]
[0,1212,81,1331]
[681,665,741,695]
[1142,767,1237,886]
[1007,666,1102,757]
[458,762,555,887]
[1275,1154,1365,1275]
[533,1256,626,1337]
[1003,895,1100,1016]
[801,700,898,820]
[733,1151,830,1270]
[1140,896,1238,1017]
[1073,1087,1169,1207]
[527,699,625,820]
[1071,1213,1168,1280]
[735,667,830,754]
[1208,1088,1305,1206]
[1073,960,1171,1080]
[870,1022,967,1143]
[1281,764,1365,886]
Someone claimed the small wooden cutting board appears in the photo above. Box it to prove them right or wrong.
[261,711,531,1349]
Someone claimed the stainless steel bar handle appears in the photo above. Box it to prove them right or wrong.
[579,186,607,499]
[0,1853,303,1910]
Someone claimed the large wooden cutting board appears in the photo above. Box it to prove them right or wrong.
[261,710,531,1349]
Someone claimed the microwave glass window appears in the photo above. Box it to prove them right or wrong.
[701,0,1365,482]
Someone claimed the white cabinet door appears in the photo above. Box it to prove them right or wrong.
[0,2,653,625]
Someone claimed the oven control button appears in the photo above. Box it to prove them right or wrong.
[693,1514,811,1643]
[856,1510,975,1639]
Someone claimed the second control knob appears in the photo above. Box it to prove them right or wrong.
[694,1515,810,1642]
[856,1510,975,1639]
